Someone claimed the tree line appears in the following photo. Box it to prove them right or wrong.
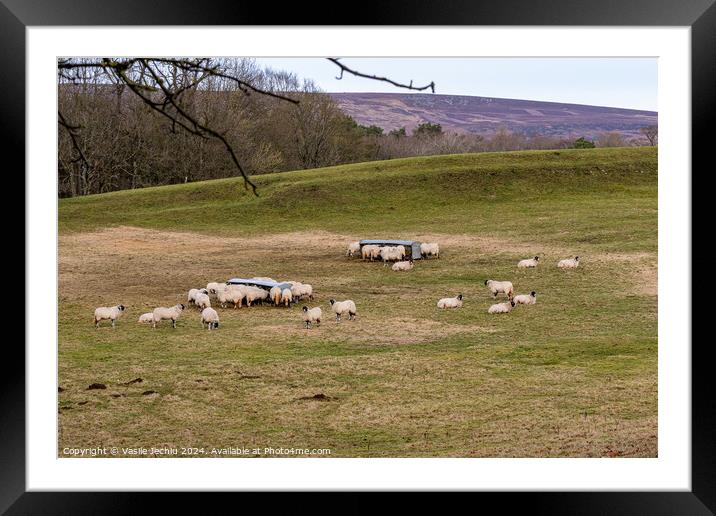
[58,58,657,197]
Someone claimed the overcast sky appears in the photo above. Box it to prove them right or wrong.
[251,57,657,112]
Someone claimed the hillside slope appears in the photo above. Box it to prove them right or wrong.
[60,147,657,253]
[330,92,658,140]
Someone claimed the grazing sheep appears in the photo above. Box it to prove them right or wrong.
[379,246,404,262]
[200,307,220,330]
[152,304,185,328]
[488,300,516,314]
[420,242,440,259]
[293,283,313,300]
[392,259,414,271]
[302,306,322,329]
[245,286,269,306]
[329,299,357,322]
[484,280,514,299]
[280,288,293,307]
[361,244,381,261]
[269,286,282,306]
[194,292,211,310]
[93,305,125,328]
[517,256,540,268]
[514,291,537,305]
[558,256,580,269]
[437,294,463,309]
[220,285,248,309]
[138,312,154,324]
[206,282,224,296]
[347,241,361,257]
[187,288,208,304]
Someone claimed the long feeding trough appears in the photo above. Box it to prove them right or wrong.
[226,278,293,291]
[359,239,423,260]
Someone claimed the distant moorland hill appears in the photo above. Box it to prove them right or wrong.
[330,92,657,140]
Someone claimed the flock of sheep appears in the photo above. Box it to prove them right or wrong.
[445,255,580,315]
[92,276,356,331]
[91,241,581,331]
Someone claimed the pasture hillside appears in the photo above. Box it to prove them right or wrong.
[58,147,657,457]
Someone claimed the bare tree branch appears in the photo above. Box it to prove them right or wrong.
[58,110,89,168]
[327,58,436,93]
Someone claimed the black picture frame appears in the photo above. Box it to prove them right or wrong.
[6,0,708,513]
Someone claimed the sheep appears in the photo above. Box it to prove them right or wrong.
[329,299,357,322]
[293,283,313,300]
[347,241,361,257]
[138,312,154,324]
[361,244,381,261]
[187,288,208,304]
[280,288,293,307]
[194,292,211,310]
[488,300,516,314]
[245,286,269,306]
[206,282,225,296]
[514,291,537,305]
[484,280,514,299]
[200,307,220,330]
[269,286,282,306]
[420,242,440,259]
[391,259,414,271]
[220,285,248,309]
[517,256,540,268]
[152,304,185,328]
[379,246,403,262]
[558,256,580,269]
[93,305,125,328]
[302,306,322,329]
[437,294,463,309]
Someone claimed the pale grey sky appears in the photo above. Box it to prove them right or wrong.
[252,57,657,112]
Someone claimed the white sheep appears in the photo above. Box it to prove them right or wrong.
[488,300,516,314]
[200,307,220,330]
[391,260,414,271]
[347,241,361,257]
[517,256,540,268]
[329,299,357,321]
[437,294,463,309]
[420,242,440,259]
[152,304,185,328]
[194,292,211,310]
[187,288,208,304]
[220,285,248,309]
[138,312,154,324]
[206,282,224,296]
[302,306,322,329]
[484,279,514,299]
[269,286,282,306]
[280,288,293,307]
[361,244,381,261]
[294,283,313,300]
[245,286,269,306]
[514,291,537,305]
[379,246,403,262]
[93,304,125,328]
[558,256,580,269]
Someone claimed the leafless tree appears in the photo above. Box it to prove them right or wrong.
[58,57,437,196]
[640,125,658,146]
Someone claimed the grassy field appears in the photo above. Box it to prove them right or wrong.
[58,147,658,457]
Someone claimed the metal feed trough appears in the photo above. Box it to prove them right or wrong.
[358,239,422,260]
[226,278,293,291]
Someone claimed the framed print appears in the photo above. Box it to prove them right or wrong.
[7,0,710,512]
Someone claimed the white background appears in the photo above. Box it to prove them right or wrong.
[27,27,690,490]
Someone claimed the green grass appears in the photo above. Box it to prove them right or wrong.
[58,147,657,457]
